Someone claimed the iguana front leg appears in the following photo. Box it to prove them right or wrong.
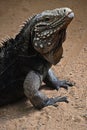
[44,69,74,90]
[23,70,68,109]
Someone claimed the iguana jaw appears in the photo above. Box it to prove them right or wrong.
[31,7,74,64]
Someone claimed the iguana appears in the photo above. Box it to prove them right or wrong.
[0,7,74,109]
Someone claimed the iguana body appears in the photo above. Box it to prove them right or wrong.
[0,8,74,109]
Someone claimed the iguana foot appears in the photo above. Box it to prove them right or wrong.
[44,96,68,106]
[35,96,69,109]
[44,69,75,91]
[54,80,74,90]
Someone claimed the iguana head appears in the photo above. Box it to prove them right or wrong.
[30,8,74,64]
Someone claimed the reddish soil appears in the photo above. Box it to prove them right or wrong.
[0,0,87,130]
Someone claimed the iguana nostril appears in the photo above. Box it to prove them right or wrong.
[63,9,66,13]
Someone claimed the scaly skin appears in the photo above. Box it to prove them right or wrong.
[0,7,74,109]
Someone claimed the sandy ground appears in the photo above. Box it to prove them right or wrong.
[0,0,87,130]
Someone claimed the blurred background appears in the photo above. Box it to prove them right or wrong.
[0,1,87,130]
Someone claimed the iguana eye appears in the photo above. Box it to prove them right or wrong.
[45,17,50,21]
